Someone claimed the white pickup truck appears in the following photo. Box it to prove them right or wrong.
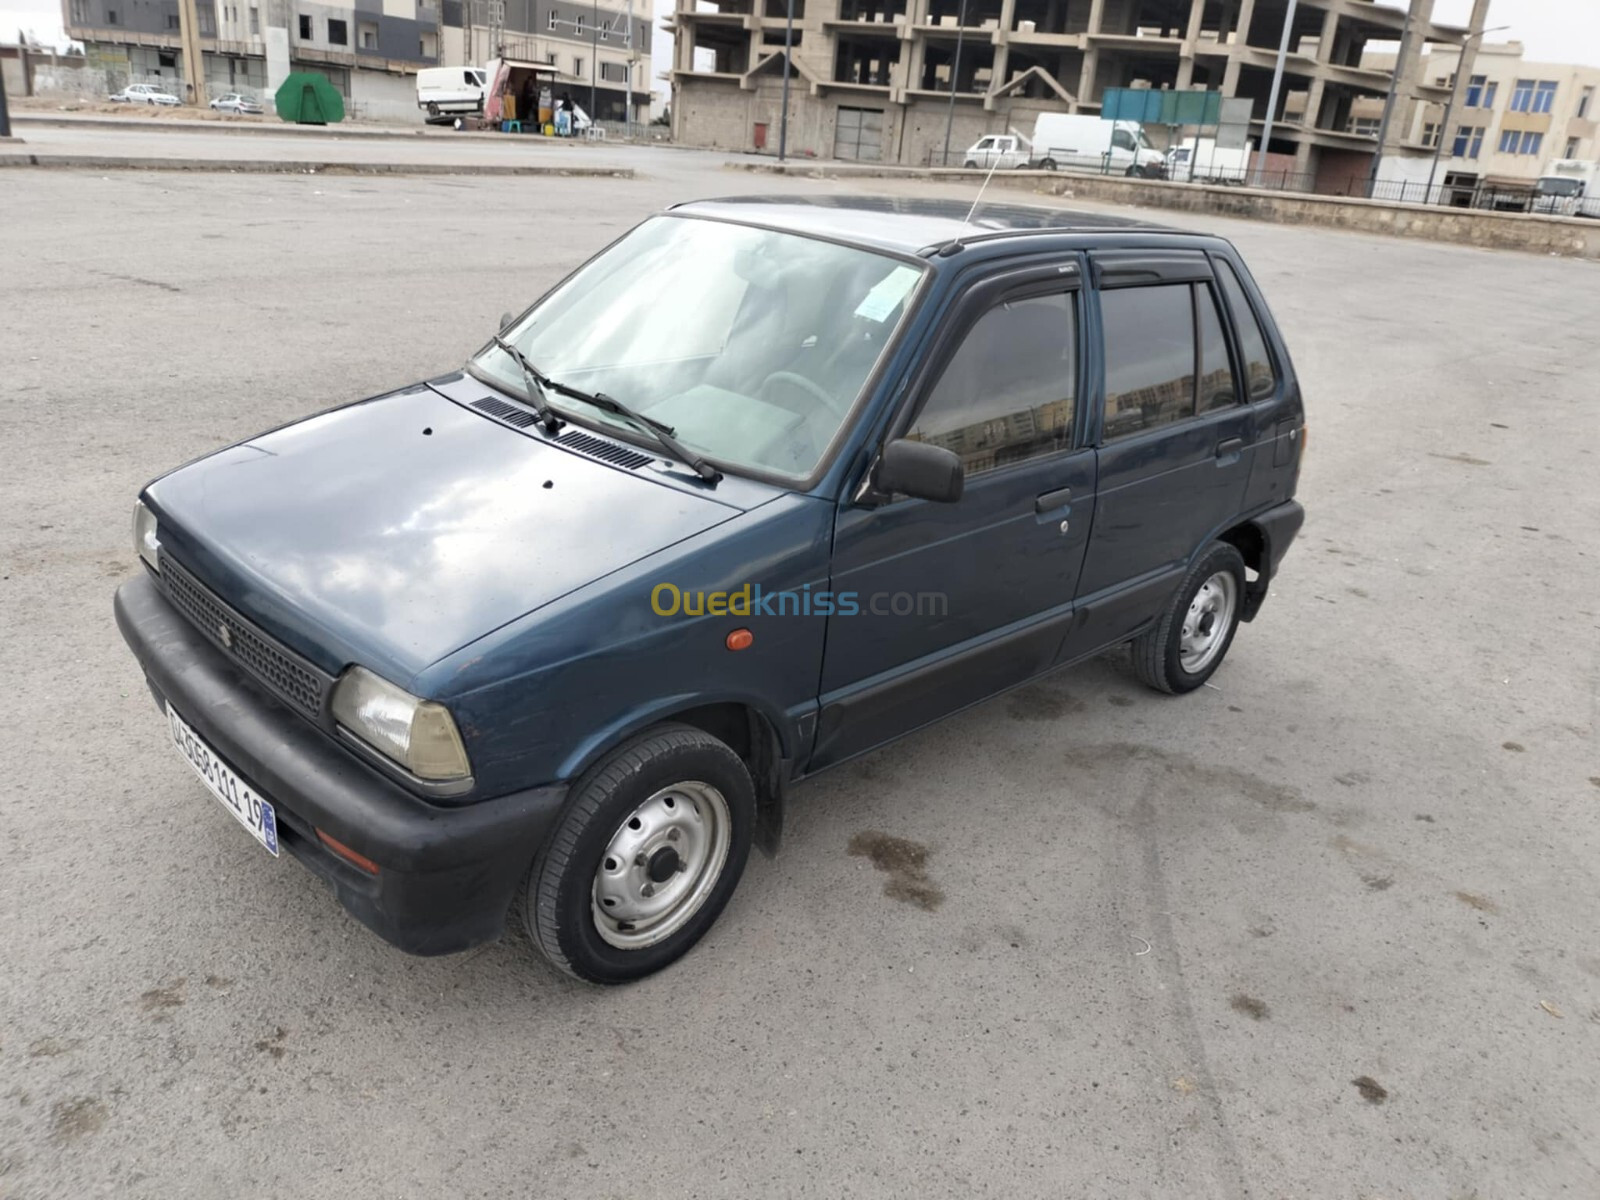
[1166,136,1254,185]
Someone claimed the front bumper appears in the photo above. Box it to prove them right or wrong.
[114,573,567,955]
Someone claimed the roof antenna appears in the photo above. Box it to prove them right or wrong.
[964,151,1005,226]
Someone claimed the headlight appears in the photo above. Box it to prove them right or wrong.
[331,666,472,783]
[132,499,161,571]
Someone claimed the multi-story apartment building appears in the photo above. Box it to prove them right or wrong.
[61,0,651,121]
[668,0,1488,184]
[449,1,653,121]
[1400,41,1600,190]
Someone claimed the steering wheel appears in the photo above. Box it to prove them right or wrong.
[758,371,850,422]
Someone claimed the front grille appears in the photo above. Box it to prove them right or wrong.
[161,558,331,719]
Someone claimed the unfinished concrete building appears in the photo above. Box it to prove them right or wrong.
[668,0,1492,187]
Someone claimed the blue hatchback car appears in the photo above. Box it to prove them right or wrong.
[116,196,1305,983]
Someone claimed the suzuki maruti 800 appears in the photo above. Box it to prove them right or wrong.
[116,197,1305,983]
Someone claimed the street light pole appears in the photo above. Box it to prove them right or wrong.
[778,0,794,161]
[1252,0,1297,187]
[590,0,598,125]
[1367,1,1416,190]
[1425,25,1508,204]
[941,0,969,168]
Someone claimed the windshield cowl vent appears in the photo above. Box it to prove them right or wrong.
[468,397,655,470]
[558,430,653,471]
[471,396,538,429]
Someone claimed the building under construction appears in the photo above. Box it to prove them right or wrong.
[668,0,1492,186]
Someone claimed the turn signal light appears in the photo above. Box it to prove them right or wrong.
[316,828,380,875]
[725,628,754,652]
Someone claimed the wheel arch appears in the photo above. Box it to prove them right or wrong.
[1219,519,1269,621]
[557,697,792,857]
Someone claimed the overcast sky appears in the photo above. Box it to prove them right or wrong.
[3,1,1596,89]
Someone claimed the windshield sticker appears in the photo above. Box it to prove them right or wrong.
[854,265,922,323]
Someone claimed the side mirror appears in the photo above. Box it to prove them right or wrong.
[499,311,514,330]
[874,439,964,504]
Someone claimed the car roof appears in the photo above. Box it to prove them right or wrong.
[670,195,1184,257]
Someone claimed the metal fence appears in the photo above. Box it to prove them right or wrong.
[923,147,1589,216]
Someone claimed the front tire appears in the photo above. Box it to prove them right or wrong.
[1131,542,1246,694]
[523,724,755,984]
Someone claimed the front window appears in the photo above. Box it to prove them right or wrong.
[1537,177,1581,197]
[474,216,925,481]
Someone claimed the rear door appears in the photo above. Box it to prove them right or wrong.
[812,261,1095,770]
[1065,250,1255,656]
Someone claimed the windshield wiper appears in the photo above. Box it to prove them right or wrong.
[490,335,564,432]
[490,336,720,484]
[546,378,722,485]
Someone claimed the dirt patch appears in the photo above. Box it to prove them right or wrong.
[254,1026,289,1059]
[28,1038,78,1058]
[848,831,944,911]
[1429,452,1491,467]
[50,1097,107,1142]
[1502,741,1525,753]
[1230,994,1270,1021]
[1352,1076,1388,1104]
[139,978,186,1018]
[1361,874,1395,892]
[1107,695,1135,708]
[1453,890,1497,913]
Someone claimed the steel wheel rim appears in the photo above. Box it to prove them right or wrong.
[1179,571,1238,674]
[591,782,731,950]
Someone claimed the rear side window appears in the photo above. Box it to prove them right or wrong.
[1197,283,1237,413]
[909,291,1077,475]
[1100,284,1194,440]
[1215,260,1276,399]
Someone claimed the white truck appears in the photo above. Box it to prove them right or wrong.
[1166,136,1254,185]
[1532,159,1600,218]
[961,114,1166,177]
[417,66,488,121]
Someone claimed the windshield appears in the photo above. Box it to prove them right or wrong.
[1536,177,1581,196]
[474,215,924,481]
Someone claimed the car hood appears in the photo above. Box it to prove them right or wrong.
[146,382,750,685]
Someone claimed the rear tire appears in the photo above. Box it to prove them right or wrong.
[1131,542,1246,695]
[522,724,755,984]
[963,159,977,168]
[1040,157,1057,171]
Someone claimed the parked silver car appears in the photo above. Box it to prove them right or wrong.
[210,92,264,115]
[110,83,180,106]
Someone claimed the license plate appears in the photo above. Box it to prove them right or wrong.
[166,703,279,856]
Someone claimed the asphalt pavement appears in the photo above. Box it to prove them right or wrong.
[2,146,1598,1199]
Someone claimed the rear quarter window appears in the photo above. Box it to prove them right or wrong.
[1215,259,1276,400]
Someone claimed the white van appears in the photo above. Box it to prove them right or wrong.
[417,67,487,120]
[1031,114,1165,176]
[1532,159,1600,218]
[961,115,1166,176]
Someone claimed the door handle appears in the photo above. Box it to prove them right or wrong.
[1035,486,1072,513]
[1215,438,1244,459]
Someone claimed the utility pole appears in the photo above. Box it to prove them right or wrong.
[778,0,794,160]
[1424,24,1507,203]
[0,57,11,139]
[176,0,206,106]
[1251,0,1296,187]
[941,0,969,168]
[1367,1,1416,190]
[590,0,598,125]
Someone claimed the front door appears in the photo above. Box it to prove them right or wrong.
[1066,250,1256,656]
[811,265,1096,771]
